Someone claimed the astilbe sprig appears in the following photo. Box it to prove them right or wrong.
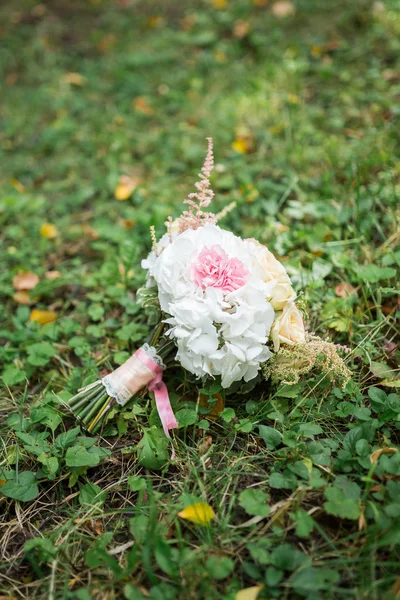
[177,137,217,232]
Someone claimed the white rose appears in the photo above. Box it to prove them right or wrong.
[271,302,306,352]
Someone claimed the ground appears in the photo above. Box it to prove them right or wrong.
[0,0,399,599]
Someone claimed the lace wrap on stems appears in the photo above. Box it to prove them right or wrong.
[101,344,165,406]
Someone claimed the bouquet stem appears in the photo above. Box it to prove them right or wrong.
[60,337,178,436]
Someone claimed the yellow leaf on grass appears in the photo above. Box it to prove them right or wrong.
[40,223,58,239]
[235,585,264,600]
[199,393,224,420]
[232,138,249,154]
[30,309,58,325]
[62,72,87,86]
[45,270,61,280]
[133,96,153,115]
[14,291,33,305]
[212,0,228,8]
[115,175,140,200]
[335,282,357,297]
[10,178,25,193]
[233,20,250,38]
[178,502,215,526]
[13,271,39,291]
[271,1,295,17]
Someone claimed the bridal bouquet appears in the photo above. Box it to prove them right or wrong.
[62,138,349,437]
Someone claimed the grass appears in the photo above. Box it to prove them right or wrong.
[0,0,399,598]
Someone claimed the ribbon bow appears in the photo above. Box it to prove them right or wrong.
[135,348,178,451]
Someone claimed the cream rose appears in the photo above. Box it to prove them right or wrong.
[270,279,296,310]
[248,241,289,282]
[271,302,306,352]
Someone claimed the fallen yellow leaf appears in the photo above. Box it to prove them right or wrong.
[335,282,357,297]
[370,447,398,465]
[147,15,164,28]
[30,309,58,325]
[287,93,300,104]
[271,1,295,17]
[97,33,117,53]
[232,138,249,154]
[121,218,135,229]
[178,502,215,526]
[214,51,228,63]
[212,0,228,8]
[235,585,264,600]
[40,223,58,239]
[62,72,87,86]
[13,291,33,305]
[199,393,224,420]
[45,270,61,280]
[133,96,153,115]
[114,175,140,200]
[233,20,250,38]
[13,271,39,291]
[10,178,25,193]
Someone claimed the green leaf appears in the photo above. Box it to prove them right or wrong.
[30,406,62,432]
[205,556,234,580]
[128,475,146,492]
[26,342,56,367]
[235,418,253,433]
[1,471,39,502]
[220,407,235,423]
[55,426,81,451]
[129,515,149,545]
[239,488,270,518]
[292,567,339,594]
[65,445,101,468]
[2,365,26,386]
[298,423,323,438]
[275,383,302,398]
[293,509,315,538]
[79,482,107,507]
[137,427,169,470]
[247,541,271,565]
[258,425,281,450]
[269,472,296,489]
[38,453,59,476]
[356,264,396,283]
[368,387,387,404]
[175,408,198,427]
[88,304,104,321]
[270,543,308,571]
[124,584,147,600]
[24,537,56,562]
[324,478,361,520]
[154,539,176,576]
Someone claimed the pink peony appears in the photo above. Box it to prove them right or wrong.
[191,244,249,292]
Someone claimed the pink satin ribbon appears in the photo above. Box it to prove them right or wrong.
[135,348,178,453]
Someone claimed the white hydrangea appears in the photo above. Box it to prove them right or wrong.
[147,224,292,388]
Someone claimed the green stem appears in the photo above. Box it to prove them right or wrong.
[68,383,103,409]
[75,390,106,421]
[80,392,109,426]
[87,397,113,433]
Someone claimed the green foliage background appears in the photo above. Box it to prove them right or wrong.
[0,0,399,598]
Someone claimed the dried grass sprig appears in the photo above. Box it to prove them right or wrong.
[262,334,351,387]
